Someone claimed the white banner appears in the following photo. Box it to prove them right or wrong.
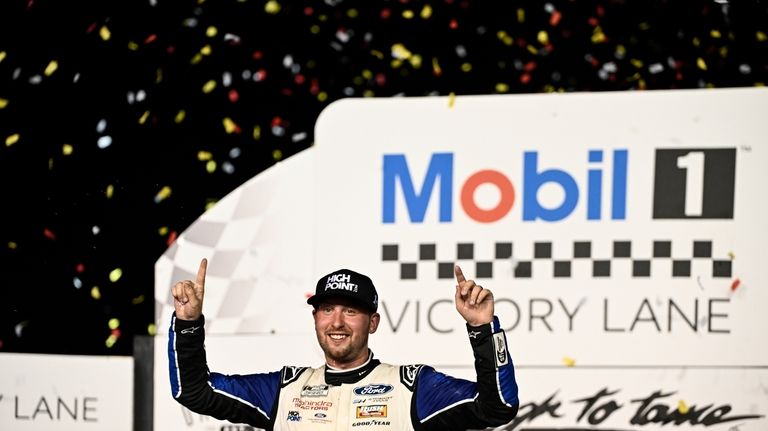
[0,352,133,431]
[154,87,768,430]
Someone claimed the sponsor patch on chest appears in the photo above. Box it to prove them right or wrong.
[301,384,330,397]
[356,404,388,418]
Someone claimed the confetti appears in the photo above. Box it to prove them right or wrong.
[109,268,123,282]
[731,278,741,292]
[677,400,689,414]
[563,356,576,367]
[0,98,8,108]
[5,133,20,146]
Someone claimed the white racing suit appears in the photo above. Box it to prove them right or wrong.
[169,313,519,430]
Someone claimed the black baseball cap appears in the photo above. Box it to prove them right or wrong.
[307,269,379,312]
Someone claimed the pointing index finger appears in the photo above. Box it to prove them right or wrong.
[454,264,466,284]
[196,258,208,290]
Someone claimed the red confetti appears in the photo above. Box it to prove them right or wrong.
[228,89,239,102]
[588,17,599,26]
[520,73,531,84]
[252,51,263,60]
[380,8,391,19]
[449,18,458,30]
[76,263,85,273]
[303,6,313,16]
[550,10,562,26]
[111,328,122,337]
[43,228,56,240]
[294,74,306,85]
[730,278,741,292]
[166,231,178,247]
[145,34,157,44]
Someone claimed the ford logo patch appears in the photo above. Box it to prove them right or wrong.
[353,384,394,396]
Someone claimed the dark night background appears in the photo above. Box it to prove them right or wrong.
[1,0,766,356]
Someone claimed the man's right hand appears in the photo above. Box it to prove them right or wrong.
[172,258,207,321]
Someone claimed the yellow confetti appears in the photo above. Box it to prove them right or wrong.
[201,45,212,56]
[91,286,101,300]
[432,57,441,75]
[109,268,123,282]
[147,324,157,336]
[108,318,120,330]
[8,241,18,249]
[62,143,73,155]
[156,68,163,84]
[696,57,708,71]
[391,43,412,60]
[0,98,8,109]
[448,92,456,108]
[138,110,150,124]
[677,400,689,414]
[420,5,432,19]
[5,133,20,146]
[158,226,169,236]
[756,31,767,42]
[99,25,111,41]
[43,60,59,76]
[495,82,509,93]
[205,160,217,173]
[155,186,172,202]
[317,91,328,102]
[461,62,472,72]
[272,149,283,161]
[370,49,384,60]
[728,251,735,260]
[206,26,217,37]
[347,8,358,18]
[105,334,118,348]
[363,90,375,97]
[310,25,320,35]
[526,45,538,55]
[128,41,139,51]
[563,356,576,367]
[202,80,217,93]
[175,110,186,124]
[630,59,644,68]
[0,51,6,62]
[253,125,261,140]
[517,8,525,23]
[223,117,238,134]
[191,53,204,64]
[402,9,414,19]
[710,29,722,39]
[537,31,549,45]
[106,184,114,198]
[362,69,373,80]
[205,199,218,211]
[497,31,513,46]
[719,46,728,58]
[265,0,280,14]
[616,44,627,57]
[692,37,701,47]
[132,295,145,305]
[198,150,213,161]
[591,27,606,44]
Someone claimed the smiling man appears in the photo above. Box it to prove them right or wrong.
[168,259,519,430]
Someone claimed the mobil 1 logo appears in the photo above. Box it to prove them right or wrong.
[652,148,736,219]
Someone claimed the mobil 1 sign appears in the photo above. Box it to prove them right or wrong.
[313,88,768,368]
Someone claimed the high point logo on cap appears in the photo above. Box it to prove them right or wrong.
[325,273,358,292]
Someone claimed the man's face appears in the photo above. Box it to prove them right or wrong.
[313,298,380,369]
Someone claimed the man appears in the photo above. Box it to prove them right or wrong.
[169,258,519,430]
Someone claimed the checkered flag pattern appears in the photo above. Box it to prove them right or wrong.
[381,240,733,280]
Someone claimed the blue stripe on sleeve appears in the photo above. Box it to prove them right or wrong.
[168,315,180,398]
[209,370,281,419]
[415,366,477,421]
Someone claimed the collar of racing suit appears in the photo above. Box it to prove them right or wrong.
[323,349,382,386]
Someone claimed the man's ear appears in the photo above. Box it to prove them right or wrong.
[369,312,380,334]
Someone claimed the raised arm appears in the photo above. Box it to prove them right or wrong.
[415,265,519,430]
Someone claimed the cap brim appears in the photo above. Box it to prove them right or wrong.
[307,292,376,312]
